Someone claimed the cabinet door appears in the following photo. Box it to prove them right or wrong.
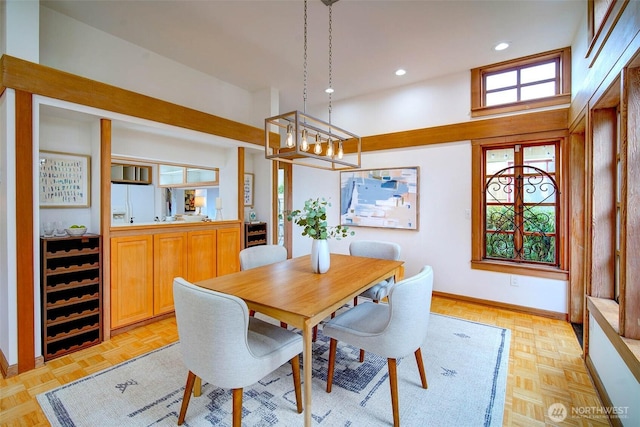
[153,232,187,315]
[218,227,241,276]
[110,235,153,328]
[187,230,217,282]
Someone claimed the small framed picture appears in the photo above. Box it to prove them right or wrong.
[184,189,196,212]
[39,151,91,208]
[244,173,254,207]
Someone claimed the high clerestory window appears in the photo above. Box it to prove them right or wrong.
[471,48,571,117]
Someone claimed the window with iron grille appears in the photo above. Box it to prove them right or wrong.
[483,143,560,265]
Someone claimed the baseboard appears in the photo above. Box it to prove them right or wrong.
[110,312,175,336]
[1,348,16,378]
[432,291,568,321]
[1,349,45,378]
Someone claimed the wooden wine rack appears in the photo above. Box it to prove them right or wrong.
[244,222,267,248]
[40,235,102,361]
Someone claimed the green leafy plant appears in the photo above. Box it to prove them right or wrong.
[285,198,354,240]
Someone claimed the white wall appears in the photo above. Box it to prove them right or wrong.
[39,6,256,127]
[292,142,567,314]
[320,71,472,136]
[589,315,640,426]
[2,0,39,62]
[38,112,99,233]
[291,44,568,314]
[0,89,18,365]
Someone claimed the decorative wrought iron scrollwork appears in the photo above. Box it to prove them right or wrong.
[485,165,559,264]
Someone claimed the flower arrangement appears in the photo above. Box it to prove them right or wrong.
[285,198,354,240]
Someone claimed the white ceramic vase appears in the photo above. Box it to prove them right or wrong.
[310,239,330,274]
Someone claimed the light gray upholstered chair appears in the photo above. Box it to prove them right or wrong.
[173,277,303,427]
[239,245,288,328]
[349,240,402,305]
[323,266,434,427]
[239,244,288,270]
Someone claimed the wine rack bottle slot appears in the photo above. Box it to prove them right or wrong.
[47,284,100,306]
[47,314,100,341]
[46,329,100,359]
[46,253,100,273]
[46,269,99,290]
[41,235,102,361]
[47,300,100,324]
[47,238,100,255]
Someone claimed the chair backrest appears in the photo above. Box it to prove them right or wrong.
[239,245,288,270]
[381,265,434,358]
[349,240,401,261]
[173,277,258,389]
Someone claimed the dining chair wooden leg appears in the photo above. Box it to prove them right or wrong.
[326,338,338,393]
[178,371,196,425]
[388,358,400,427]
[414,348,428,389]
[353,296,358,306]
[232,388,243,427]
[313,325,318,342]
[249,309,255,317]
[280,321,288,329]
[193,376,202,397]
[291,355,303,413]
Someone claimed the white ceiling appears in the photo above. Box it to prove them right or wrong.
[42,0,584,113]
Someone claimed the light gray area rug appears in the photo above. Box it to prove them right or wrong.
[37,313,510,426]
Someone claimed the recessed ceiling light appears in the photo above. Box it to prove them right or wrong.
[325,87,334,94]
[494,42,510,51]
[395,69,406,76]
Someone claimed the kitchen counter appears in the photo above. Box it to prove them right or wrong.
[110,219,241,236]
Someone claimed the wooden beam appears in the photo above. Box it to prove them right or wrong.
[360,109,568,151]
[0,55,266,146]
[15,90,35,373]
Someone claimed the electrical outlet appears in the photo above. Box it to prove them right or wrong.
[510,275,519,287]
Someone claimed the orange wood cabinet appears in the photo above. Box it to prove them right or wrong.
[110,235,154,328]
[187,229,217,282]
[217,227,241,276]
[153,232,188,315]
[110,223,241,330]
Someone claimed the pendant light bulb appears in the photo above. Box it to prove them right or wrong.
[314,134,323,155]
[286,124,295,148]
[337,141,344,159]
[301,129,309,151]
[326,138,334,157]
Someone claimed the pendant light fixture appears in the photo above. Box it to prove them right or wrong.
[264,0,361,171]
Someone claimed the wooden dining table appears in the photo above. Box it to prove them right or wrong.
[195,252,404,427]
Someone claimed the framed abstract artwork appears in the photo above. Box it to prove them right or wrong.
[39,151,91,208]
[340,166,419,230]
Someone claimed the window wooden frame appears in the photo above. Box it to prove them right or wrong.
[588,66,640,341]
[471,48,572,118]
[471,131,569,280]
[483,145,560,266]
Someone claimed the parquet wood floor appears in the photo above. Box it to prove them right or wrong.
[1,296,609,426]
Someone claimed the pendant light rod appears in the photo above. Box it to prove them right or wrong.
[264,0,360,171]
